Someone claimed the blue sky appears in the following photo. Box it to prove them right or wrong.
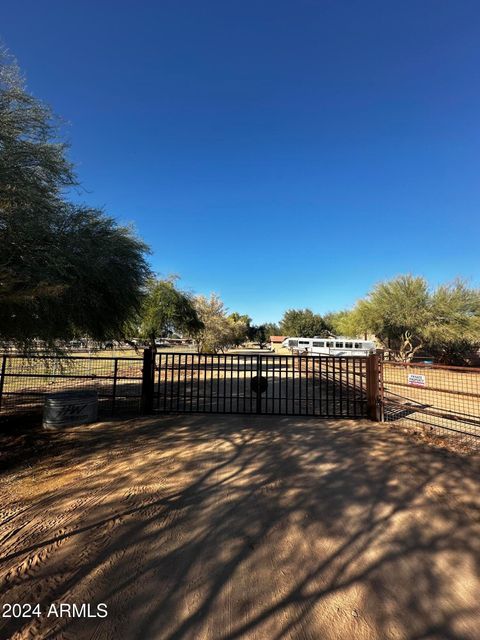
[2,0,479,323]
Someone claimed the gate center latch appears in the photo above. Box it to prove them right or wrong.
[251,375,268,395]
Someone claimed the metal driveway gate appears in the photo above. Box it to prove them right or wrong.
[153,352,382,419]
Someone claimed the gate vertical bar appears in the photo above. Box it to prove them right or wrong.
[292,356,296,415]
[170,353,175,411]
[319,357,323,415]
[0,354,7,413]
[176,354,181,412]
[285,356,289,414]
[112,358,118,415]
[229,355,233,413]
[157,353,163,408]
[190,353,194,412]
[216,355,220,412]
[346,358,350,416]
[222,355,227,412]
[305,356,309,415]
[235,356,239,413]
[312,356,316,415]
[203,354,207,411]
[352,358,357,416]
[210,355,214,411]
[271,355,275,414]
[332,357,336,416]
[339,358,343,415]
[196,354,200,411]
[183,354,188,411]
[256,355,262,414]
[298,355,302,414]
[164,353,169,412]
[325,357,330,415]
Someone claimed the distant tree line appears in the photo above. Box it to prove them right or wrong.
[259,276,480,364]
[247,277,480,364]
[131,278,270,354]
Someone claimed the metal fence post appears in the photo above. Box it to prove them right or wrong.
[366,353,382,421]
[0,354,6,413]
[141,348,155,414]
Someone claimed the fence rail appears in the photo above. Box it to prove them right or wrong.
[0,354,144,418]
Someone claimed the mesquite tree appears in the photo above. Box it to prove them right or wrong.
[136,278,202,353]
[337,276,480,362]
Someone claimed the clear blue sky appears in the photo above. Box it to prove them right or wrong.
[2,0,479,323]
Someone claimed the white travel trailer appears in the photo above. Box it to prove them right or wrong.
[282,336,376,357]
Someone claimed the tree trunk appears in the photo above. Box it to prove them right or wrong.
[149,333,157,357]
[398,331,423,362]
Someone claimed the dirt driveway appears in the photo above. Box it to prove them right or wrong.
[1,415,479,639]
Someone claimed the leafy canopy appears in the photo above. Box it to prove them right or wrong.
[334,275,480,362]
[323,311,358,337]
[193,294,248,353]
[137,278,202,349]
[228,312,251,346]
[263,322,281,339]
[0,49,150,349]
[280,308,329,338]
[248,324,268,348]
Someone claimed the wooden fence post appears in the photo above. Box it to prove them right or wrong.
[141,348,155,414]
[366,353,383,421]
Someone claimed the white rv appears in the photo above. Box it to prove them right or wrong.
[282,336,375,357]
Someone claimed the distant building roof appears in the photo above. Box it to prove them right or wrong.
[270,336,287,343]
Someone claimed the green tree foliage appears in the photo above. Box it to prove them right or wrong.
[263,322,281,338]
[193,294,242,353]
[425,280,480,363]
[346,275,480,362]
[248,324,268,349]
[228,312,251,346]
[136,278,202,351]
[0,50,150,349]
[352,275,432,359]
[280,308,329,338]
[322,311,356,337]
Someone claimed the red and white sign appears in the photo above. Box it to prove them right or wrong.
[408,374,426,387]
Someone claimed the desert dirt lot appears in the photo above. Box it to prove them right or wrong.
[1,415,480,640]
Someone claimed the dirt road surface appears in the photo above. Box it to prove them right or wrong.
[1,415,479,639]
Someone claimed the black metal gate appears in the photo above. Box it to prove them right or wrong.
[154,352,379,418]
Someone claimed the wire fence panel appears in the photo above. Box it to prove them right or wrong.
[0,355,143,418]
[155,353,369,417]
[383,361,480,444]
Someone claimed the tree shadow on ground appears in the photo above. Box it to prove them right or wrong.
[1,415,479,639]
